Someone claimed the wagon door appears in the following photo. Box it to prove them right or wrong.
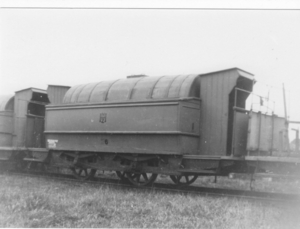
[25,100,47,148]
[26,115,45,148]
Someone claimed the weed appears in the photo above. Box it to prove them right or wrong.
[0,174,300,228]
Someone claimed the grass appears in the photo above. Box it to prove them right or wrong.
[0,173,300,228]
[155,173,300,194]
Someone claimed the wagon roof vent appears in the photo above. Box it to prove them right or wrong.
[126,74,148,79]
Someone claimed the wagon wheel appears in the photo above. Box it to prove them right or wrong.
[116,171,129,182]
[71,167,97,180]
[40,163,51,173]
[125,172,158,187]
[27,161,47,172]
[13,153,27,171]
[15,160,27,171]
[170,175,198,186]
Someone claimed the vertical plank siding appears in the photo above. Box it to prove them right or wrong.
[200,70,244,155]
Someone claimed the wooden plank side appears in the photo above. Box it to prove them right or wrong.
[272,116,287,152]
[213,72,222,154]
[0,112,13,146]
[200,70,239,156]
[234,112,249,156]
[226,72,236,155]
[216,73,222,153]
[13,90,32,147]
[200,76,210,154]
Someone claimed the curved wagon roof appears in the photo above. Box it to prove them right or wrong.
[0,95,14,111]
[63,74,200,104]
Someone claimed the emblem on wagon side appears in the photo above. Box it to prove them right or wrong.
[99,113,107,123]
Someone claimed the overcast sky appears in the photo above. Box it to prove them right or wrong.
[1,1,300,133]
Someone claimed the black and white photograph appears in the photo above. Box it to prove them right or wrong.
[0,0,300,228]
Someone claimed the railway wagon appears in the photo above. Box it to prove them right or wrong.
[0,68,299,186]
[45,68,253,155]
[43,68,299,185]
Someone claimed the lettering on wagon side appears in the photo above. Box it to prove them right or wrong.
[47,139,58,148]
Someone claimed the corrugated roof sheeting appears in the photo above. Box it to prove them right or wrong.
[63,74,200,104]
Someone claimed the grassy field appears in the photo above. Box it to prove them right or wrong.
[0,173,299,228]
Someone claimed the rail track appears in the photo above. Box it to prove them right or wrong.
[2,168,299,203]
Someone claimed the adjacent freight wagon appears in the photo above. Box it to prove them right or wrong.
[0,68,298,186]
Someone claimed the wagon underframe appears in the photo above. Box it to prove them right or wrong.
[1,147,299,187]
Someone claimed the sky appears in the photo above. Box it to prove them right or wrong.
[0,1,300,135]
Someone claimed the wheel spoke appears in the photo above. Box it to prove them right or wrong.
[142,173,149,181]
[170,175,198,186]
[83,169,88,176]
[71,168,96,180]
[185,175,190,183]
[125,172,157,187]
[136,174,141,182]
[116,171,129,182]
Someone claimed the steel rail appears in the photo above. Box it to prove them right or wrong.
[1,170,299,203]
